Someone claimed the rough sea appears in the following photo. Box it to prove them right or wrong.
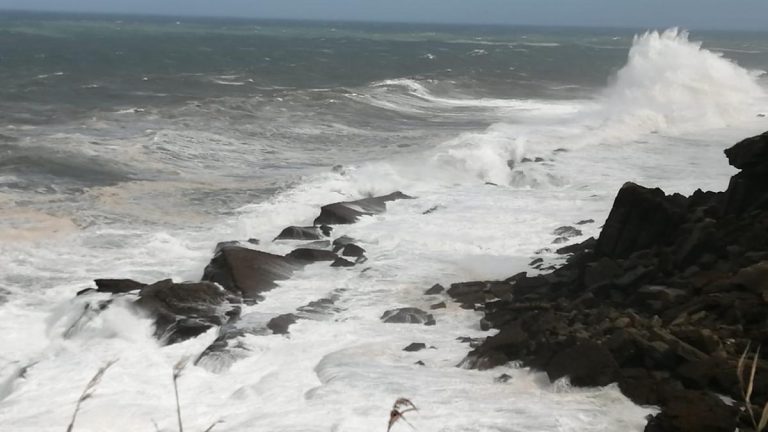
[1,12,768,432]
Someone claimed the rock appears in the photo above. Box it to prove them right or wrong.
[552,236,569,244]
[94,278,146,294]
[495,374,513,383]
[545,342,619,387]
[332,235,357,252]
[267,313,299,335]
[414,361,426,366]
[596,182,686,258]
[330,257,355,267]
[425,284,445,295]
[403,343,427,352]
[314,191,413,225]
[135,279,240,344]
[644,389,738,432]
[381,308,436,326]
[274,226,323,241]
[529,258,544,267]
[553,226,583,238]
[430,302,446,310]
[202,246,300,303]
[731,261,768,294]
[286,248,338,262]
[576,219,595,225]
[341,243,366,258]
[556,237,596,255]
[583,258,622,289]
[724,131,768,172]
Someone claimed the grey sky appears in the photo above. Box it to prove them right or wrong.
[1,0,767,31]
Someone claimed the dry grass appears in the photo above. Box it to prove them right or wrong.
[738,344,768,431]
[387,398,418,432]
[66,360,117,432]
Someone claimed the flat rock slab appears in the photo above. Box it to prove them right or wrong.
[314,192,412,225]
[95,278,146,294]
[202,245,301,303]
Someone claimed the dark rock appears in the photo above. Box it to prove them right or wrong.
[556,237,597,255]
[76,288,97,296]
[425,284,445,295]
[403,343,427,352]
[553,226,583,238]
[423,205,440,214]
[330,257,355,267]
[545,341,619,387]
[286,248,338,262]
[319,225,333,236]
[495,374,513,383]
[529,258,544,267]
[341,243,366,258]
[552,236,569,244]
[381,308,435,325]
[94,279,146,294]
[332,235,357,252]
[135,279,240,344]
[274,226,322,241]
[314,191,413,225]
[576,219,595,225]
[415,360,426,366]
[583,258,622,289]
[724,130,768,171]
[596,182,686,258]
[732,261,768,294]
[644,389,738,432]
[267,314,299,335]
[202,246,300,303]
[430,302,446,310]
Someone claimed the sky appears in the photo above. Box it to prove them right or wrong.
[1,0,767,31]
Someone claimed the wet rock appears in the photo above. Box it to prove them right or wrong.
[274,226,323,241]
[267,313,299,335]
[430,302,446,310]
[381,308,436,326]
[545,342,619,387]
[425,284,445,295]
[403,343,427,352]
[576,219,595,225]
[495,374,513,383]
[731,261,768,294]
[202,245,300,303]
[94,279,146,294]
[314,191,413,225]
[644,389,738,432]
[135,279,241,344]
[341,243,366,258]
[415,360,426,366]
[529,258,544,267]
[553,226,583,238]
[596,182,686,258]
[330,257,355,267]
[552,236,569,244]
[332,235,357,252]
[286,248,337,262]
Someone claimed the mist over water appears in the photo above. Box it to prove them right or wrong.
[1,13,768,432]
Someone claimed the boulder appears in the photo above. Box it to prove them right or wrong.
[425,284,445,295]
[274,226,323,241]
[134,279,240,344]
[644,389,738,432]
[545,341,619,387]
[202,246,300,303]
[94,278,146,294]
[341,243,366,258]
[287,248,338,262]
[267,313,299,335]
[314,192,412,225]
[553,226,583,238]
[596,182,686,258]
[332,235,357,252]
[403,343,427,352]
[330,257,355,267]
[381,308,435,326]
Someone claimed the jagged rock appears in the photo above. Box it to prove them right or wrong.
[403,343,427,352]
[274,226,323,241]
[644,389,738,432]
[314,192,413,225]
[267,313,299,335]
[286,248,337,262]
[332,236,357,252]
[135,279,240,344]
[331,257,355,267]
[425,284,445,295]
[202,246,300,303]
[341,243,366,258]
[381,308,435,325]
[94,278,146,294]
[596,182,686,258]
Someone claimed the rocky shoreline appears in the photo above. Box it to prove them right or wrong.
[74,131,768,431]
[445,131,768,431]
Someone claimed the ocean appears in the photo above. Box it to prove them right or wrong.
[1,11,767,431]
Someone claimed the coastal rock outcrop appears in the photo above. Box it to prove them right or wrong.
[314,191,412,225]
[450,131,768,432]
